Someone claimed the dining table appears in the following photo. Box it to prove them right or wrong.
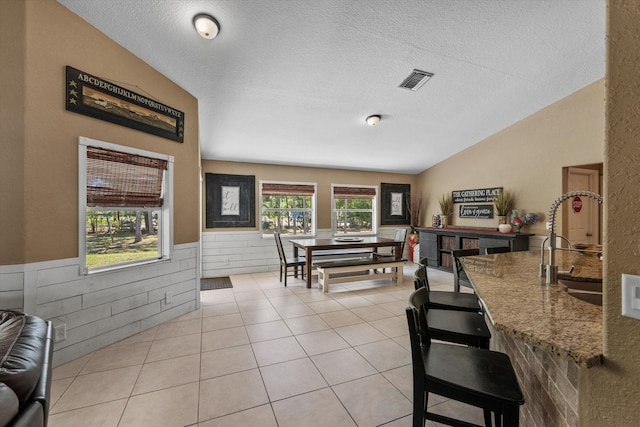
[289,236,402,288]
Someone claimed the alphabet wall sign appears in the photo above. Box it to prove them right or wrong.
[65,66,185,143]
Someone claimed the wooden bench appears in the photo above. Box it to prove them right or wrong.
[313,257,404,293]
[311,248,374,260]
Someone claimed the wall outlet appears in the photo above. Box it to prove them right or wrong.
[622,274,640,320]
[54,323,67,342]
[165,291,173,304]
[223,257,229,265]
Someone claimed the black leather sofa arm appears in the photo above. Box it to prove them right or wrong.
[0,312,53,427]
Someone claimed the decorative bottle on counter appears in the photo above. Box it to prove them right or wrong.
[510,210,519,225]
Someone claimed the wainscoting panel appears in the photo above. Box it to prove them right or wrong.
[0,264,24,311]
[1,242,199,366]
[201,228,401,278]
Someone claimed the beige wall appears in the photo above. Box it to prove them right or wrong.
[0,1,27,264]
[0,0,200,265]
[5,0,640,421]
[415,2,640,422]
[201,160,416,230]
[416,80,605,237]
[582,1,640,425]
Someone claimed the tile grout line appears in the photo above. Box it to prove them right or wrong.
[50,264,466,426]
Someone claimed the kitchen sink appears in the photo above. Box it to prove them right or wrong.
[566,288,602,306]
[558,279,602,293]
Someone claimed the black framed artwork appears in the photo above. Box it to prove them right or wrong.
[380,183,411,225]
[205,173,255,228]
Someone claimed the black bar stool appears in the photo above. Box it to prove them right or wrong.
[413,266,490,349]
[452,248,480,292]
[407,287,524,427]
[414,264,481,313]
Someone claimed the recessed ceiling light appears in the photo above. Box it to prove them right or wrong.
[193,14,220,39]
[366,115,381,126]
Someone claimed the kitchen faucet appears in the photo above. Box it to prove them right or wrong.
[540,191,603,284]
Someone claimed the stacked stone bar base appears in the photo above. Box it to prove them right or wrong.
[488,323,580,427]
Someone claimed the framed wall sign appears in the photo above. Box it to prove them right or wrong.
[452,187,502,204]
[65,66,184,143]
[206,173,255,228]
[380,183,411,225]
[459,204,494,219]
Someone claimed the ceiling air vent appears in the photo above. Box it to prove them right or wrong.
[399,69,434,91]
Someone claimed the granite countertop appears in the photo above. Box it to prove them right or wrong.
[461,250,603,368]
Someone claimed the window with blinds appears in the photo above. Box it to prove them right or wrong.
[332,184,377,235]
[260,181,316,237]
[86,146,167,207]
[79,137,173,274]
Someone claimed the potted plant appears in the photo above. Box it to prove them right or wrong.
[406,192,423,261]
[407,192,423,233]
[438,193,454,227]
[494,190,514,231]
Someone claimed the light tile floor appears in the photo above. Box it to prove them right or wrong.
[49,264,486,427]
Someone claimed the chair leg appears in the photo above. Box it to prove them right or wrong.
[413,381,426,427]
[280,265,283,283]
[480,336,491,350]
[502,405,519,427]
[284,266,288,287]
[483,409,493,427]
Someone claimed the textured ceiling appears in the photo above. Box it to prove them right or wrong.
[57,0,605,174]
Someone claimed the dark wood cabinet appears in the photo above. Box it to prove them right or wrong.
[416,227,532,271]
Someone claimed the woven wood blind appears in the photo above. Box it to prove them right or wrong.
[87,146,167,208]
[333,186,377,199]
[262,183,315,196]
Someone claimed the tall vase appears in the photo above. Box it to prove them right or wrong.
[440,214,449,228]
[408,232,419,262]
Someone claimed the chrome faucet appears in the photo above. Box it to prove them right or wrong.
[539,235,573,280]
[540,191,603,284]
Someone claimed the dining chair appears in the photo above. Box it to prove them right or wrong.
[485,246,511,255]
[273,231,306,286]
[374,228,408,272]
[391,228,408,257]
[452,248,480,292]
[407,287,524,427]
[414,264,481,313]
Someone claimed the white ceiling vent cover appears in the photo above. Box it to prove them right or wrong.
[399,69,434,91]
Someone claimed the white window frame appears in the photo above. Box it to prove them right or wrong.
[331,184,377,236]
[259,180,317,238]
[78,136,174,275]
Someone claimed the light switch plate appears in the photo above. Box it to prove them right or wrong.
[622,274,640,320]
